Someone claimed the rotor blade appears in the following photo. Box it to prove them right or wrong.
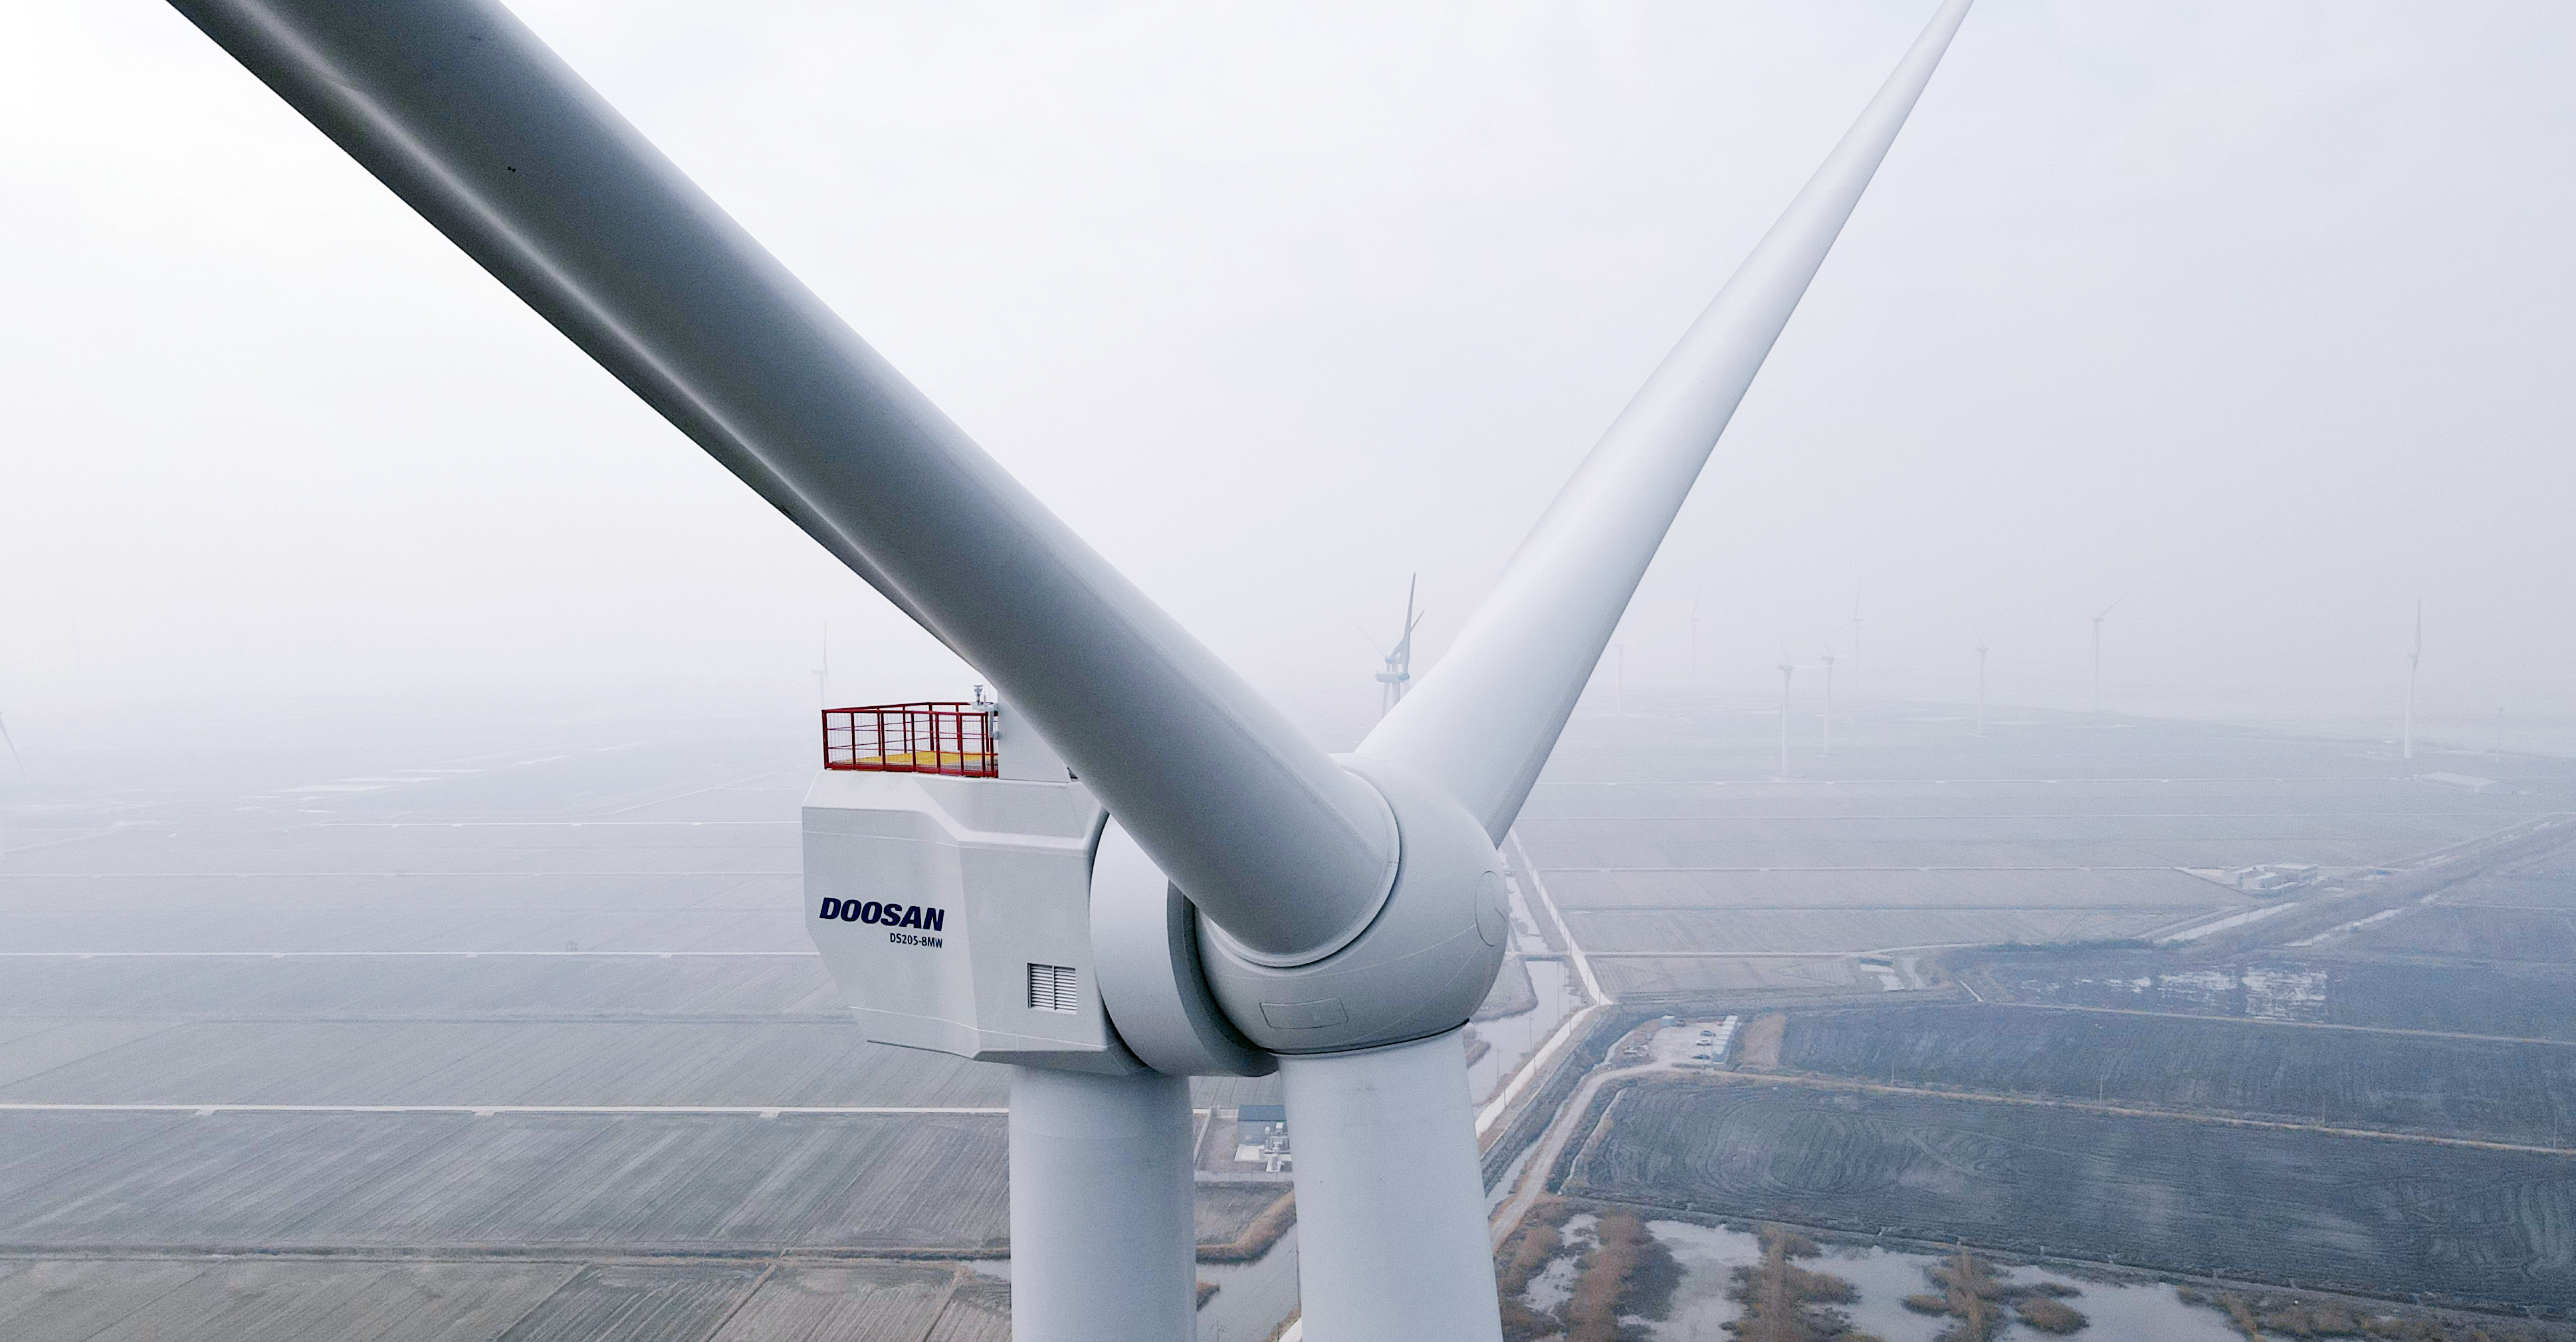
[1282,1034,1499,1342]
[165,0,1395,964]
[1361,0,1975,838]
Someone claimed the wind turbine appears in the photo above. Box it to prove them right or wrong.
[1848,587,1863,698]
[1777,659,1798,778]
[1689,589,1702,690]
[813,623,831,712]
[1975,641,1990,737]
[0,708,19,773]
[1819,646,1838,757]
[2403,601,2422,761]
[2091,598,2121,713]
[1376,577,1426,718]
[153,0,1977,1337]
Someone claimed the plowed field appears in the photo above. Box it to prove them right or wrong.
[1570,1082,2576,1311]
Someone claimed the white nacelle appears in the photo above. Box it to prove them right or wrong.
[803,765,1135,1072]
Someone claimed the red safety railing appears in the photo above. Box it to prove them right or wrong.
[823,702,998,777]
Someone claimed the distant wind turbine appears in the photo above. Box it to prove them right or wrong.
[2091,599,2121,713]
[1777,659,1798,777]
[1375,577,1426,718]
[1820,647,1838,757]
[2403,601,2422,761]
[0,708,19,773]
[1975,642,1990,737]
[1689,590,1703,689]
[1848,587,1863,698]
[813,623,831,712]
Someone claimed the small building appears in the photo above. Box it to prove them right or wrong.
[1234,1105,1291,1172]
[2231,863,2319,894]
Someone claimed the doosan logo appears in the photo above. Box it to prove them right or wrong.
[817,898,946,933]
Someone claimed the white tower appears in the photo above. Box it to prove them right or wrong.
[1975,642,1990,737]
[2091,599,2120,713]
[2404,601,2422,761]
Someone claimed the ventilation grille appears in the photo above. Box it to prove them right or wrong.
[1027,963,1081,1013]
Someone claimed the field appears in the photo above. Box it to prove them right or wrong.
[1776,1003,2576,1147]
[12,696,2576,1336]
[2338,906,2576,963]
[1967,951,2576,1041]
[1591,955,1864,999]
[0,1258,1011,1342]
[0,719,1297,1341]
[1565,905,2181,953]
[1567,1080,2576,1310]
[1512,702,2576,1003]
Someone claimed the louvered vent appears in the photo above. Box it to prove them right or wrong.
[1026,963,1080,1013]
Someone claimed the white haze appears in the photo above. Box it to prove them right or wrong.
[2,1,2571,764]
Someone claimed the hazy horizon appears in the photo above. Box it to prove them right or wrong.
[5,0,2571,780]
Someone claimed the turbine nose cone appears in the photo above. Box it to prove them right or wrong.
[1196,754,1507,1055]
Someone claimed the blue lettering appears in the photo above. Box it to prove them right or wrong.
[859,901,883,924]
[818,898,843,920]
[924,908,944,933]
[900,905,924,929]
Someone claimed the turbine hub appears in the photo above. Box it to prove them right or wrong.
[1196,754,1508,1054]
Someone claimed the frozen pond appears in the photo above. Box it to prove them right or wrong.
[1194,1224,1302,1342]
[1518,1221,2269,1342]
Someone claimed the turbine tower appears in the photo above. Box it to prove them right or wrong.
[154,0,1977,1335]
[1975,642,1990,737]
[1776,660,1798,777]
[2404,601,2422,761]
[1689,590,1703,690]
[2091,598,2121,713]
[1820,647,1838,757]
[813,623,831,712]
[1376,577,1426,718]
[1848,587,1863,698]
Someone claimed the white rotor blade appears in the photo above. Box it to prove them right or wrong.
[1282,1032,1499,1342]
[1364,0,1977,838]
[161,0,1394,964]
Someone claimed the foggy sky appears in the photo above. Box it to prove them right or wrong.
[3,1,2571,754]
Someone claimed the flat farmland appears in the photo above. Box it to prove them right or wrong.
[2339,906,2576,963]
[1565,906,2184,953]
[0,1110,1281,1260]
[0,721,1296,1342]
[0,1257,1012,1342]
[1511,704,2576,967]
[0,1109,1014,1254]
[2454,874,2576,909]
[1591,955,1864,999]
[1569,1080,2576,1310]
[1537,863,2218,909]
[1969,951,2576,1041]
[1515,809,2520,871]
[0,905,813,954]
[0,952,846,1020]
[0,1018,1012,1107]
[1778,1004,2576,1146]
